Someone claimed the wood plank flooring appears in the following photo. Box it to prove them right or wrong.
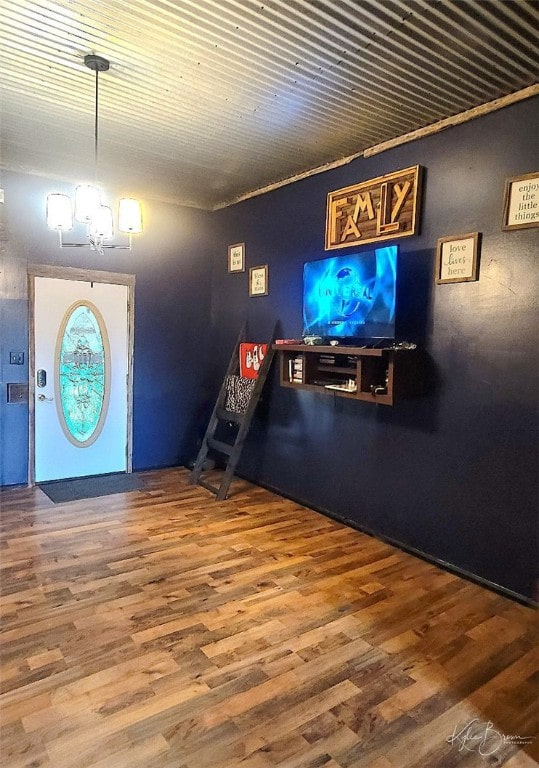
[1,467,537,768]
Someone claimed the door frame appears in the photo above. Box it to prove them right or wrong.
[28,265,136,487]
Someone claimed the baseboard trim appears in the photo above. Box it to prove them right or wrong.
[234,472,537,609]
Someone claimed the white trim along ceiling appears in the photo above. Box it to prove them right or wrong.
[1,0,537,210]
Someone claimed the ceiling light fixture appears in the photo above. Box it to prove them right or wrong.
[46,54,142,254]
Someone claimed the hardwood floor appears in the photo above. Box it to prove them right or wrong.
[0,467,537,768]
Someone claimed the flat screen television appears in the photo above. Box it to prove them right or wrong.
[302,245,397,340]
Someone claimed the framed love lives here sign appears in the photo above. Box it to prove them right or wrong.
[435,232,480,284]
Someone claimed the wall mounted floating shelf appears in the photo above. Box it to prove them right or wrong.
[273,344,422,406]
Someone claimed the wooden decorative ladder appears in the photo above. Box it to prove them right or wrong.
[189,325,275,500]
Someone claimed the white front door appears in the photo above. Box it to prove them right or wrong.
[32,275,131,483]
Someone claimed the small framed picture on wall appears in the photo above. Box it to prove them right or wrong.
[502,172,539,230]
[228,242,245,272]
[435,232,480,285]
[249,265,268,296]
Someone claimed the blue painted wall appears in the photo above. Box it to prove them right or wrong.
[209,98,538,601]
[0,170,213,484]
[1,98,537,601]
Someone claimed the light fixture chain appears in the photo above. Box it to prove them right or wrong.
[94,67,99,181]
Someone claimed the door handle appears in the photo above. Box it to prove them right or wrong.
[38,394,54,402]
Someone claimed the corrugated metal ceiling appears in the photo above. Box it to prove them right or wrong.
[1,0,537,209]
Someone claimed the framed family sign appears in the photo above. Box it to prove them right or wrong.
[228,242,245,272]
[249,265,268,296]
[435,232,480,285]
[325,165,422,250]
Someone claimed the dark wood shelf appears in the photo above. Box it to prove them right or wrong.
[274,343,385,356]
[318,365,357,374]
[273,343,420,406]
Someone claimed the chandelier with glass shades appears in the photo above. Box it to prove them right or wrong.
[46,54,142,254]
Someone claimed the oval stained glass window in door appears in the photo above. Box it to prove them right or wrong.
[55,301,111,446]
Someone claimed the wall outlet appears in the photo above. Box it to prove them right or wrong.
[9,352,24,365]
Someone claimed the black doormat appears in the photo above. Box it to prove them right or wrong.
[39,472,143,503]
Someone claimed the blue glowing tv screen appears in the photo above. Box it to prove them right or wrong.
[302,245,397,339]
